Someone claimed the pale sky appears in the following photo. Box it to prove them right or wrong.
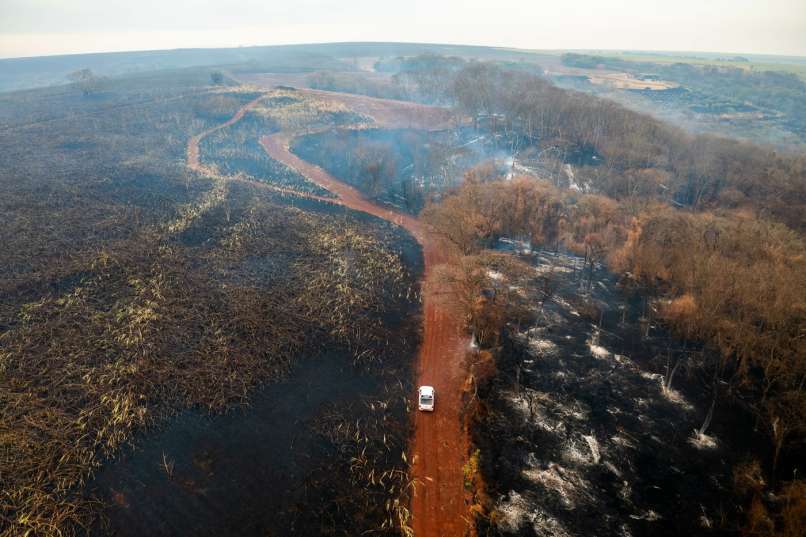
[1,0,805,59]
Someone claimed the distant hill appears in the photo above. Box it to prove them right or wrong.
[0,42,540,93]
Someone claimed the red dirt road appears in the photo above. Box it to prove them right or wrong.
[186,93,267,174]
[260,133,471,537]
[187,87,471,536]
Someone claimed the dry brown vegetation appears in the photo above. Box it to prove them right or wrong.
[433,252,535,349]
[422,173,806,533]
[734,461,806,536]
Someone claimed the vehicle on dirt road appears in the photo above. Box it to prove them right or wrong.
[418,386,435,412]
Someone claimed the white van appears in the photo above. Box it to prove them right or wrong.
[418,386,435,412]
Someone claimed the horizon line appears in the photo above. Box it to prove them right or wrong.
[2,40,805,63]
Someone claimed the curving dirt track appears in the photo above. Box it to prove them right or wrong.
[188,87,471,536]
[238,73,457,130]
[186,93,267,174]
[298,88,456,130]
[260,131,471,537]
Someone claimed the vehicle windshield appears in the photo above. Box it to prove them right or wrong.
[420,394,433,401]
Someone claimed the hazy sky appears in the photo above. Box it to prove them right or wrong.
[1,0,805,59]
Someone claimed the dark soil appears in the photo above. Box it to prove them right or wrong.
[87,352,373,536]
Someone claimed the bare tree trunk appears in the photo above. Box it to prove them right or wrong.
[514,364,521,395]
[664,351,682,392]
[698,396,716,436]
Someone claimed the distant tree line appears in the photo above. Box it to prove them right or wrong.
[306,71,410,100]
[446,62,806,230]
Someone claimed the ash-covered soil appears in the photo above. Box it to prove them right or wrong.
[474,247,765,537]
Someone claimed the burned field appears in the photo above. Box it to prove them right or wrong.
[1,75,423,536]
[468,248,768,536]
[83,195,424,537]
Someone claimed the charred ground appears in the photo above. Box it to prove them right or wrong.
[0,74,424,537]
[469,249,767,536]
